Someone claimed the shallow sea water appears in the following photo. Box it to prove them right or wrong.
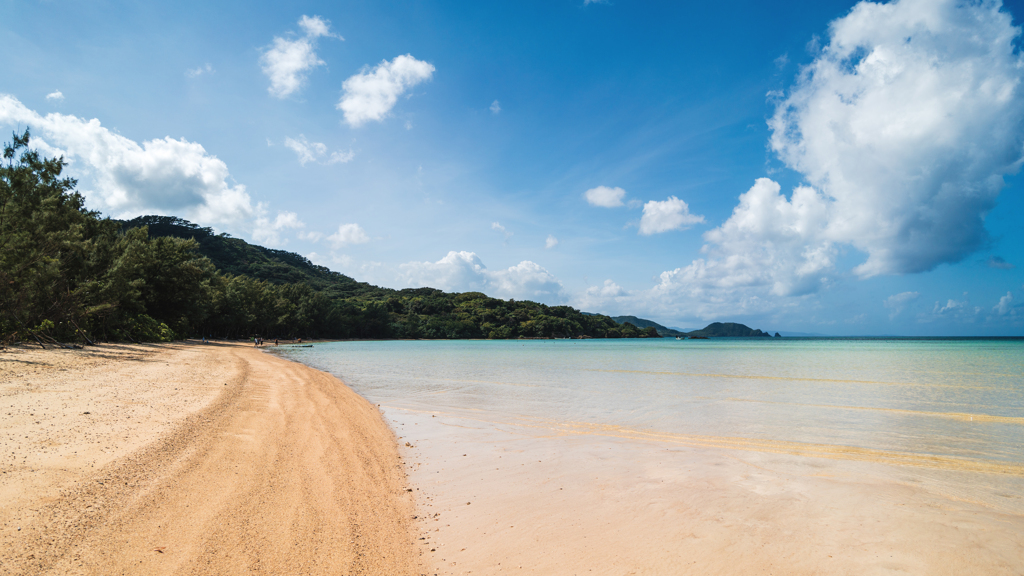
[276,338,1024,574]
[279,338,1024,470]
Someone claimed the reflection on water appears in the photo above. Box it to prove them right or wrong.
[276,338,1024,472]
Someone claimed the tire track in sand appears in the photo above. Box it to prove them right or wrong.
[2,344,417,576]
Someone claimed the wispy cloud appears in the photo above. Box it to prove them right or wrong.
[545,234,558,249]
[490,100,501,114]
[283,135,354,166]
[253,210,305,247]
[284,135,325,165]
[988,256,1015,270]
[45,90,63,102]
[884,291,919,319]
[186,64,214,78]
[491,221,513,241]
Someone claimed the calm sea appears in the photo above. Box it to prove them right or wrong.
[275,338,1024,476]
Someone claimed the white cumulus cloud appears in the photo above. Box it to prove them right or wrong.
[634,0,1024,319]
[588,280,627,298]
[583,186,626,208]
[935,299,966,315]
[638,196,704,235]
[697,179,833,297]
[545,234,558,249]
[573,280,631,315]
[337,54,435,127]
[769,0,1024,277]
[45,90,63,101]
[0,94,254,226]
[261,15,339,99]
[994,291,1015,316]
[400,251,563,301]
[327,223,370,248]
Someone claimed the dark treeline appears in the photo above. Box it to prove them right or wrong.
[1,131,660,344]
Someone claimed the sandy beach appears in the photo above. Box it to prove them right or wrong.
[5,339,1022,576]
[0,341,417,576]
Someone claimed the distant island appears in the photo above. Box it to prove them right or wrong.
[605,316,774,338]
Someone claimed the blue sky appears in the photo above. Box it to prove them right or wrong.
[3,0,1024,335]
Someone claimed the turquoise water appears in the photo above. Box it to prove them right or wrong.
[276,338,1024,472]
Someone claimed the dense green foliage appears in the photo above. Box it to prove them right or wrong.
[119,215,386,299]
[1,132,660,343]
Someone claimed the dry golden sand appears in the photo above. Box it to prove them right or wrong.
[0,341,418,576]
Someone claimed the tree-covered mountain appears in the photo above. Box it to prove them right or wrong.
[1,132,663,344]
[118,216,385,299]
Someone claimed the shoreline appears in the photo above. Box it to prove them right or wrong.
[0,341,418,575]
[274,339,1024,576]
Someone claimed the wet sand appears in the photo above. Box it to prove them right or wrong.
[0,341,417,576]
[395,407,1024,576]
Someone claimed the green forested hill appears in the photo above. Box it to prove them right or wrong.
[118,216,386,299]
[609,315,687,337]
[114,216,661,341]
[1,132,664,343]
